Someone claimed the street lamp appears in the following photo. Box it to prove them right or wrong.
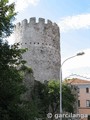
[60,52,85,120]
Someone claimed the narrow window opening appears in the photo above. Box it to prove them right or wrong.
[86,88,89,93]
[78,100,80,107]
[86,100,90,107]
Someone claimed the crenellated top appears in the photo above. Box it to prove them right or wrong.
[14,17,59,30]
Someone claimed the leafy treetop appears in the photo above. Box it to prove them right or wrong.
[0,0,16,38]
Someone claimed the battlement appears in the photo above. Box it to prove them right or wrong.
[14,17,60,82]
[14,17,58,30]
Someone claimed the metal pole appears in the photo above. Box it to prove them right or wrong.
[59,52,84,120]
[60,67,62,120]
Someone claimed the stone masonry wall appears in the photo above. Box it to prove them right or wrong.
[14,17,61,82]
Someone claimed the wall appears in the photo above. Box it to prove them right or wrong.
[14,17,60,82]
[78,84,90,120]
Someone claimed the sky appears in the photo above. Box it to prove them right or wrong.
[8,0,90,80]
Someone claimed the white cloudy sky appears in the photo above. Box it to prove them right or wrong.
[8,0,90,79]
[9,0,40,11]
[58,14,90,32]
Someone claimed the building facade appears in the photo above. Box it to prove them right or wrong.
[14,17,60,82]
[67,78,90,120]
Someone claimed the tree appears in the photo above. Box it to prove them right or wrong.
[33,80,76,120]
[0,0,16,38]
[0,39,39,120]
[0,0,39,119]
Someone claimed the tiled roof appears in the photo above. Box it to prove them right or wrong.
[65,78,90,84]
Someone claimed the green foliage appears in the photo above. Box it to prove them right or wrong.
[33,81,48,117]
[0,40,29,120]
[0,0,39,119]
[62,83,76,113]
[0,40,40,120]
[48,80,60,104]
[0,0,16,38]
[20,65,33,73]
[33,80,76,119]
[0,41,26,68]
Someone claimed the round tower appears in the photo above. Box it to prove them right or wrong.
[14,17,61,82]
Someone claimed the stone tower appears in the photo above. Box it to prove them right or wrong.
[14,17,60,82]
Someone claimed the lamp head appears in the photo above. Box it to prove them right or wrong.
[76,52,85,56]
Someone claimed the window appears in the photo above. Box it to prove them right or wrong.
[78,100,80,107]
[86,88,89,93]
[88,115,90,120]
[86,100,90,107]
[78,88,80,93]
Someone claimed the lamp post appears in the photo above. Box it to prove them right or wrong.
[60,52,85,120]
